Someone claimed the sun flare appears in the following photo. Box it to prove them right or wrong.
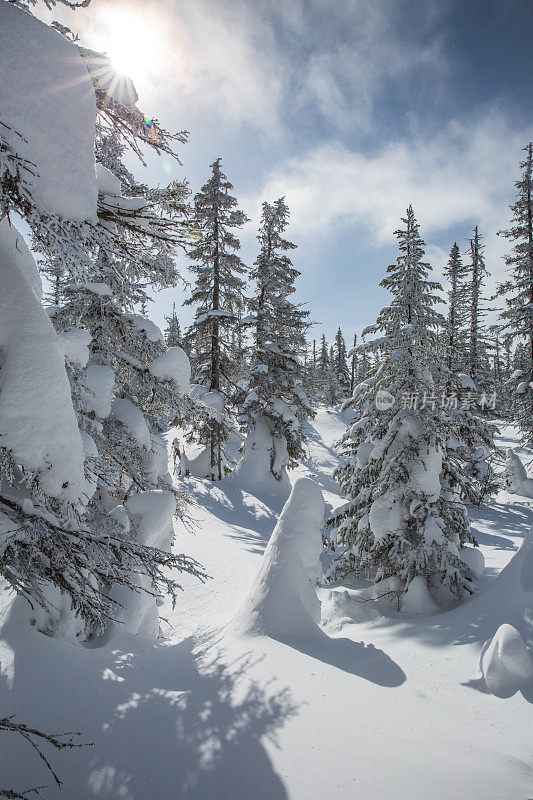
[98,7,166,84]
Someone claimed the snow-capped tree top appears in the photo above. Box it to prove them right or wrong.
[363,206,444,352]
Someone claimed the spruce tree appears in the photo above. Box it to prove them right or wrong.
[328,206,478,607]
[0,20,205,638]
[315,334,330,400]
[238,199,313,484]
[494,143,533,442]
[164,302,182,348]
[332,328,351,396]
[184,158,249,480]
[322,345,342,406]
[443,242,469,373]
[466,226,491,387]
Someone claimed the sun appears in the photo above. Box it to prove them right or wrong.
[97,6,165,85]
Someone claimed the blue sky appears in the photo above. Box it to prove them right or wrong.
[40,0,533,345]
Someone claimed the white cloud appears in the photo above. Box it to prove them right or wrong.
[294,2,448,134]
[250,109,532,250]
[36,0,451,141]
[35,0,288,138]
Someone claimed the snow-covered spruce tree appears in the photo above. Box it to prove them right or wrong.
[164,302,182,348]
[443,242,469,374]
[301,337,319,402]
[321,345,342,406]
[48,65,214,636]
[317,334,330,394]
[236,199,313,491]
[327,206,477,609]
[439,239,497,495]
[466,226,492,388]
[332,328,351,396]
[184,158,249,480]
[494,143,533,443]
[0,6,204,641]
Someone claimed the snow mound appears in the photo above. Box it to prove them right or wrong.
[457,373,476,391]
[79,364,115,419]
[460,546,485,579]
[231,420,292,504]
[503,449,533,498]
[232,477,325,638]
[0,220,87,504]
[111,399,151,449]
[0,2,97,222]
[110,490,176,638]
[462,532,533,672]
[149,346,190,392]
[125,314,164,343]
[480,624,533,697]
[59,327,91,368]
[401,575,439,615]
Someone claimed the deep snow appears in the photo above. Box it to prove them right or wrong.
[0,2,97,222]
[0,410,532,799]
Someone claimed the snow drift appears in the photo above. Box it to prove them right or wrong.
[232,477,325,637]
[480,623,533,697]
[466,531,533,694]
[502,449,533,499]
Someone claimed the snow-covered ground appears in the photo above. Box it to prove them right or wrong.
[1,410,532,799]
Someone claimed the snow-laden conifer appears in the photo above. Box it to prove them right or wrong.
[184,158,249,480]
[164,302,182,348]
[328,206,478,607]
[332,328,351,396]
[237,199,313,487]
[494,143,533,443]
[466,226,492,389]
[0,11,205,639]
[443,242,469,373]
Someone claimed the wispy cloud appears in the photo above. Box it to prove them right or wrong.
[38,0,451,142]
[291,0,448,135]
[249,108,532,253]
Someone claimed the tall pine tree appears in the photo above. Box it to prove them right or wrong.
[495,143,533,442]
[466,226,491,387]
[237,199,313,488]
[443,242,469,373]
[184,158,249,480]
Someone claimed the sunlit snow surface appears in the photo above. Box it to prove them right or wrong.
[0,413,532,799]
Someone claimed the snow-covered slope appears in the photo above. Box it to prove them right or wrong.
[0,410,531,799]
